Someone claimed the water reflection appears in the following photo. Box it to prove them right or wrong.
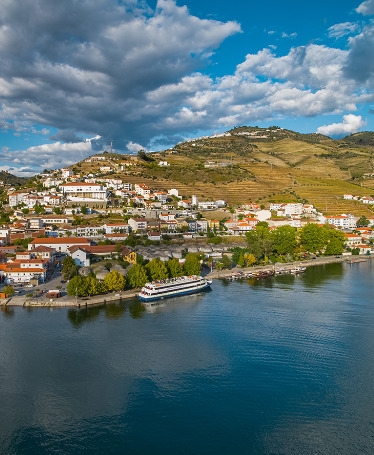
[1,306,14,318]
[128,301,146,319]
[66,299,146,327]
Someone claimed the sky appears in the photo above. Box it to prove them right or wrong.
[0,0,374,176]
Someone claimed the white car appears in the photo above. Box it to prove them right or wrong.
[25,284,34,288]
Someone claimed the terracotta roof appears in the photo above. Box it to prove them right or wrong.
[30,237,90,245]
[32,245,55,252]
[61,182,102,187]
[3,266,45,273]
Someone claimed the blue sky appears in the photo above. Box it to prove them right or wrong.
[0,0,373,176]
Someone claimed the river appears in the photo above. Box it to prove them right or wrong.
[0,260,373,454]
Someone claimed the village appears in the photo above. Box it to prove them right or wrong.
[0,160,374,304]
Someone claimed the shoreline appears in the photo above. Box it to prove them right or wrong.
[2,255,371,308]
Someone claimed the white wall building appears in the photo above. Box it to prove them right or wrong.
[61,183,110,202]
[324,214,357,229]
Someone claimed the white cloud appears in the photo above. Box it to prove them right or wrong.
[316,114,366,136]
[0,0,241,153]
[281,32,297,39]
[1,141,93,175]
[126,141,147,153]
[344,24,374,85]
[356,0,374,15]
[0,0,374,173]
[328,22,360,39]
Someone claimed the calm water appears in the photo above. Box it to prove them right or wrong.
[1,261,374,455]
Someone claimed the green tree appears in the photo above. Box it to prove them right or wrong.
[104,261,113,271]
[127,264,149,288]
[244,253,256,266]
[183,253,201,275]
[86,275,103,296]
[66,275,88,297]
[356,215,370,227]
[231,247,248,264]
[104,270,126,291]
[324,228,346,255]
[221,254,233,269]
[246,223,273,261]
[62,256,79,280]
[237,253,245,267]
[271,225,297,256]
[2,285,15,296]
[146,258,169,281]
[299,223,327,254]
[34,204,45,215]
[167,258,184,277]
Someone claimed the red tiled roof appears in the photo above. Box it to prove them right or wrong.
[30,237,90,245]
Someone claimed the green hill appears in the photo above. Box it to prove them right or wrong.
[73,126,374,216]
[0,170,28,187]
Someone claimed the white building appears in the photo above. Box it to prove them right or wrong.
[28,237,91,254]
[61,183,110,203]
[134,184,151,199]
[103,223,130,234]
[61,168,74,179]
[324,214,357,229]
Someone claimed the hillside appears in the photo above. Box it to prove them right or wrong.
[0,170,28,187]
[72,127,374,216]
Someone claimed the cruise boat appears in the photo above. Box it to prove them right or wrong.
[138,275,212,302]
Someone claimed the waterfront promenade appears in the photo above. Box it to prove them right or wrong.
[1,255,370,308]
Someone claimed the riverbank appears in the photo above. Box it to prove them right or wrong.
[205,254,362,280]
[4,289,139,308]
[2,255,371,308]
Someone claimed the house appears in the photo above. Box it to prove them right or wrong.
[8,191,28,207]
[236,221,253,232]
[196,219,208,232]
[354,244,372,254]
[40,215,72,226]
[360,196,374,205]
[69,245,136,267]
[325,214,357,230]
[31,245,56,261]
[69,247,91,267]
[0,262,47,284]
[71,225,102,238]
[154,191,168,203]
[28,237,91,254]
[178,200,191,209]
[28,218,44,230]
[61,168,74,179]
[147,231,162,241]
[344,233,362,247]
[128,218,148,232]
[134,184,151,199]
[159,213,176,222]
[209,219,220,229]
[60,182,110,203]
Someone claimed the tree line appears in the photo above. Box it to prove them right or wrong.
[230,222,348,267]
[62,253,203,298]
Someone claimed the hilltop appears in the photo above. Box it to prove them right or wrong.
[0,170,29,187]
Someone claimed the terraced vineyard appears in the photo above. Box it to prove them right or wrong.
[73,127,374,216]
